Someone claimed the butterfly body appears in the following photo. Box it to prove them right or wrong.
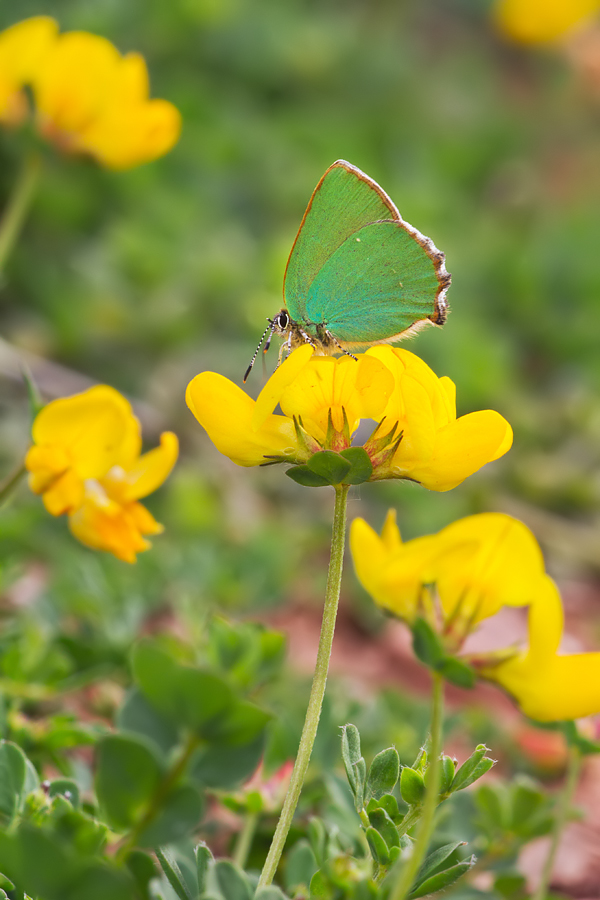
[244,160,450,380]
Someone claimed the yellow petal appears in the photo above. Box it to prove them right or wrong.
[68,485,153,563]
[433,513,546,622]
[33,31,121,135]
[31,385,136,480]
[0,17,58,122]
[252,344,314,432]
[121,431,179,500]
[397,409,513,492]
[381,509,402,553]
[186,372,299,466]
[485,577,600,721]
[494,0,600,44]
[42,469,84,516]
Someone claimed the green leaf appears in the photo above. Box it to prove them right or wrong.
[366,747,399,799]
[95,734,163,831]
[210,698,271,745]
[286,466,330,487]
[476,783,509,832]
[255,888,289,900]
[0,741,27,826]
[196,841,214,895]
[367,807,400,849]
[118,688,179,757]
[156,848,194,900]
[285,839,318,892]
[309,869,332,899]
[494,871,527,898]
[400,767,426,805]
[64,862,133,900]
[416,841,466,883]
[137,782,204,847]
[340,724,366,809]
[190,732,266,790]
[408,856,474,899]
[411,619,445,670]
[365,826,391,865]
[451,745,492,792]
[308,818,327,867]
[48,779,80,809]
[132,641,236,737]
[439,756,455,795]
[372,793,402,824]
[338,447,373,484]
[214,859,253,900]
[307,451,351,485]
[126,851,157,897]
[439,656,476,689]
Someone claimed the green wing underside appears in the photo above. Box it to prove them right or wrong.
[284,163,397,316]
[299,221,441,343]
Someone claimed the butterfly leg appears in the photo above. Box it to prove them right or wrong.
[324,329,358,362]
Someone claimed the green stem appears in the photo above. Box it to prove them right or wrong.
[532,744,581,900]
[0,463,26,507]
[0,152,42,274]
[233,811,258,869]
[116,732,199,863]
[389,672,444,900]
[258,483,350,888]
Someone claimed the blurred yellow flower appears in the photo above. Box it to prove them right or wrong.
[351,510,600,721]
[0,17,181,168]
[0,16,57,125]
[494,0,600,44]
[186,345,512,491]
[25,385,178,561]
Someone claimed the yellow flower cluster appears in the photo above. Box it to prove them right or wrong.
[0,16,180,169]
[494,0,600,44]
[186,345,512,492]
[25,386,178,562]
[351,511,600,722]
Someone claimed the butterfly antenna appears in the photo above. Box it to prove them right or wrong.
[244,319,275,382]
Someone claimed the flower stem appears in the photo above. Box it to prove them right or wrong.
[233,811,258,869]
[258,482,350,888]
[0,463,26,507]
[389,672,444,900]
[532,743,581,900]
[0,152,42,275]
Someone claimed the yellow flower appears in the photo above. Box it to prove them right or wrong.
[480,575,600,722]
[494,0,600,44]
[0,17,180,168]
[351,510,600,721]
[0,17,57,125]
[350,511,541,631]
[25,385,178,561]
[186,345,511,491]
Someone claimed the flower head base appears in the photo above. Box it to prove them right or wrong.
[26,385,178,561]
[186,345,512,491]
[0,17,180,168]
[350,510,600,722]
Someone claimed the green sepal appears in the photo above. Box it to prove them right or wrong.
[213,859,253,900]
[409,856,475,899]
[451,745,493,792]
[400,767,426,806]
[341,724,366,809]
[338,447,373,484]
[286,466,331,487]
[411,619,445,670]
[415,841,466,884]
[439,656,476,689]
[560,721,600,755]
[365,826,391,865]
[367,807,400,849]
[47,779,80,809]
[439,756,456,795]
[366,747,399,800]
[368,793,402,824]
[308,450,351,484]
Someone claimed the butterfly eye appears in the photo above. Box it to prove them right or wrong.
[277,311,290,329]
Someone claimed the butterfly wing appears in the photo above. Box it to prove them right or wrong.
[303,219,450,345]
[283,160,403,321]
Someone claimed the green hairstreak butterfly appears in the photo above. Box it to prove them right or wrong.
[245,159,450,381]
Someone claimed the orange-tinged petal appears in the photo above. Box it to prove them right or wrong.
[68,482,154,563]
[0,16,58,123]
[128,500,163,535]
[42,469,84,516]
[494,0,600,44]
[252,344,314,431]
[186,371,299,466]
[120,431,179,500]
[31,385,135,479]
